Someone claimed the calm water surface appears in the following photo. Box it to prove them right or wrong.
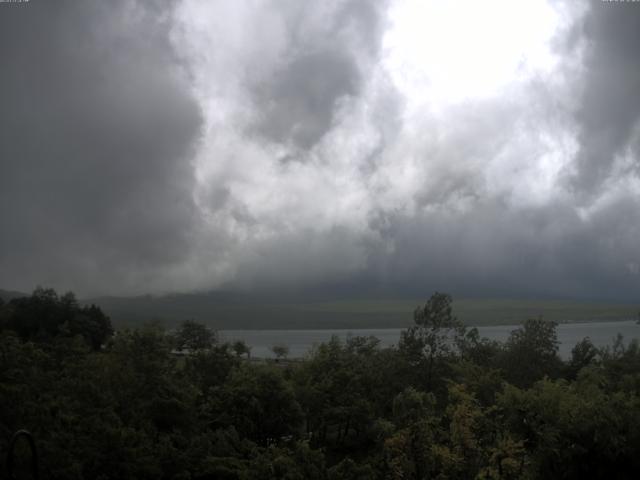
[220,320,640,359]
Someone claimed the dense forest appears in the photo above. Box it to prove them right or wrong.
[2,288,640,479]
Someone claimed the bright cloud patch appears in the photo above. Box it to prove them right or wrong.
[2,0,640,300]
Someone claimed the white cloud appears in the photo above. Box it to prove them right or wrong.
[3,0,639,300]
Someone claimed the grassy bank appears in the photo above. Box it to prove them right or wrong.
[89,294,640,329]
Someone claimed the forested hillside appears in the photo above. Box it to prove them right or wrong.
[86,292,640,330]
[2,289,640,479]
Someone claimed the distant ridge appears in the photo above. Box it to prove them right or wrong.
[3,287,637,330]
[80,291,640,330]
[0,289,28,302]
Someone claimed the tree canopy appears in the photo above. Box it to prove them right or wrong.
[2,287,112,349]
[1,289,639,479]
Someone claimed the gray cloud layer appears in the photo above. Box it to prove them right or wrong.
[567,0,640,197]
[1,0,640,300]
[0,0,202,294]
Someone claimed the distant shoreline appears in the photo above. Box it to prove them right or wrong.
[3,289,638,330]
[218,320,640,360]
[216,318,639,332]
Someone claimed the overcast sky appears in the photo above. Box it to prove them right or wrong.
[1,0,640,300]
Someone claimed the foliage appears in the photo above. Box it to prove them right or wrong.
[1,288,639,479]
[271,343,290,360]
[499,317,562,387]
[2,287,113,349]
[172,319,217,352]
[232,339,252,359]
[399,292,467,390]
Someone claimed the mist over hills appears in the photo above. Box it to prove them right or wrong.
[2,1,640,303]
[0,289,27,302]
[3,285,638,330]
[82,291,640,330]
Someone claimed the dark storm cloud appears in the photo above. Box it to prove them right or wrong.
[249,0,389,149]
[2,0,640,302]
[362,195,640,302]
[253,51,360,149]
[0,0,202,294]
[568,0,640,196]
[163,0,640,301]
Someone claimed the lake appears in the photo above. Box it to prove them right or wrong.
[220,320,640,359]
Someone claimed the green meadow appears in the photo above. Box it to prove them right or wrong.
[89,294,640,329]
